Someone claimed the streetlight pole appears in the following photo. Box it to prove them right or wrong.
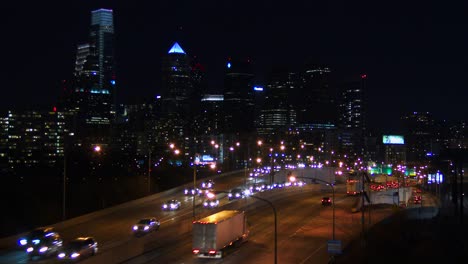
[291,176,335,240]
[148,149,151,195]
[192,154,199,220]
[193,162,196,220]
[62,151,67,221]
[211,191,277,264]
[251,195,277,264]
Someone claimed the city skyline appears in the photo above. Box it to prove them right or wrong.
[1,1,467,132]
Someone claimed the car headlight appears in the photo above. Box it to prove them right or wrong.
[228,194,232,197]
[71,252,80,258]
[58,253,65,258]
[19,239,27,246]
[32,239,40,245]
[203,202,208,206]
[26,247,34,253]
[144,226,149,230]
[133,225,138,231]
[163,204,168,208]
[39,246,49,253]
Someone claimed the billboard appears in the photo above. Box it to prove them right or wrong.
[382,135,404,145]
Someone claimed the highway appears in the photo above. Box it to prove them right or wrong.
[0,170,380,264]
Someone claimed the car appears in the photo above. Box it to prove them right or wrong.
[228,188,245,200]
[18,227,58,248]
[200,180,215,189]
[132,217,160,234]
[203,198,220,208]
[414,195,422,204]
[321,197,332,206]
[26,232,63,260]
[184,187,201,196]
[57,237,98,261]
[271,182,285,189]
[162,199,181,210]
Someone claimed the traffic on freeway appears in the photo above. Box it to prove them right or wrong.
[0,167,360,264]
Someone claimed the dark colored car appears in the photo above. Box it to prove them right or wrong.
[26,233,63,260]
[322,197,332,206]
[162,199,181,210]
[18,227,57,248]
[57,237,98,261]
[132,218,160,234]
[184,187,202,196]
[228,188,245,200]
[202,198,220,208]
[200,180,215,189]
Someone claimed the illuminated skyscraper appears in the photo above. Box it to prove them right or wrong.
[69,8,116,146]
[162,42,192,106]
[340,74,367,130]
[89,9,116,95]
[257,67,297,137]
[401,111,435,162]
[160,42,194,149]
[339,74,367,156]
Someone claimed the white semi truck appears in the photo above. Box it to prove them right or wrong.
[192,210,249,258]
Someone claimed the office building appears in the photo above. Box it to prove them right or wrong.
[401,112,435,162]
[223,58,255,135]
[68,9,116,147]
[257,67,297,138]
[338,74,367,157]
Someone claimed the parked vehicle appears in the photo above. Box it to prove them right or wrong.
[192,210,248,258]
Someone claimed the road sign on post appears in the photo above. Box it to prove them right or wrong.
[327,240,342,254]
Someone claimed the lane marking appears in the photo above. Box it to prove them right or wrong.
[299,243,326,264]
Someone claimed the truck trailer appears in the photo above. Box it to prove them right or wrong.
[192,210,249,258]
[346,179,363,195]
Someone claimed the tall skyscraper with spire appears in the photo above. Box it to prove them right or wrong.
[159,42,195,153]
[68,8,116,147]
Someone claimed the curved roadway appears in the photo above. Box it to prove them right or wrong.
[0,170,388,264]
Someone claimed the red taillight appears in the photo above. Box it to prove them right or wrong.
[193,249,200,254]
[208,250,216,254]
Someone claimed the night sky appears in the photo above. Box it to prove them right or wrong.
[1,1,467,131]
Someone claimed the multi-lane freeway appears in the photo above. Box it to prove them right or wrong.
[0,170,378,264]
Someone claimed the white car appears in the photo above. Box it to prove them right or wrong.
[162,200,181,210]
[132,218,160,234]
